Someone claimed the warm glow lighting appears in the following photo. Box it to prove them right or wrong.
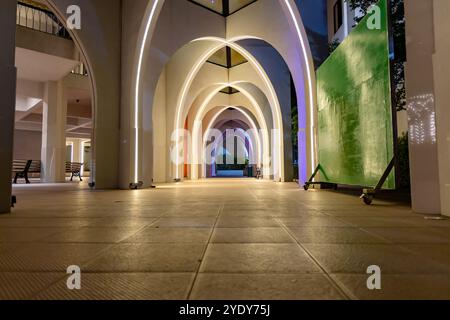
[80,140,85,176]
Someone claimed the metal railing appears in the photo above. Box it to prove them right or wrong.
[16,2,88,76]
[16,2,71,40]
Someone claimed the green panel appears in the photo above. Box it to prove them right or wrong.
[317,0,395,189]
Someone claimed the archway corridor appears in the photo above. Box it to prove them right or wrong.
[2,0,450,305]
[3,179,450,300]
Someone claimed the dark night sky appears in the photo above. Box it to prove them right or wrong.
[295,0,328,36]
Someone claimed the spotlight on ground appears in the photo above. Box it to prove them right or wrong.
[129,181,144,189]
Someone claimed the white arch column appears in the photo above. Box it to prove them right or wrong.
[0,0,17,213]
[171,39,285,181]
[188,84,272,181]
[41,81,67,183]
[227,0,317,183]
[233,41,294,181]
[129,1,225,187]
[132,0,315,186]
[50,0,122,189]
[203,110,260,179]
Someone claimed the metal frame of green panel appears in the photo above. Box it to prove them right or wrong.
[315,0,396,190]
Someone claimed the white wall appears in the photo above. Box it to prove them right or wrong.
[121,0,225,188]
[152,66,167,183]
[49,0,122,189]
[16,25,76,60]
[228,0,316,183]
[433,0,450,217]
[13,130,42,160]
[405,0,441,214]
[0,0,18,213]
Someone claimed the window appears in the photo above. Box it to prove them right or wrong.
[333,0,343,34]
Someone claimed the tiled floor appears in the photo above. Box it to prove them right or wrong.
[1,179,450,300]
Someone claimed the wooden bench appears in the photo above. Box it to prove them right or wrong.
[13,160,41,184]
[66,162,83,181]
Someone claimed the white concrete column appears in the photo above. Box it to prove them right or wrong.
[433,0,450,217]
[66,138,82,162]
[73,139,82,163]
[41,81,67,183]
[404,0,441,214]
[0,0,17,214]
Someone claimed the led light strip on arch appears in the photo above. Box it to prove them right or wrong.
[134,0,160,184]
[283,0,316,171]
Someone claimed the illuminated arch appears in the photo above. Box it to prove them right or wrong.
[202,106,262,178]
[207,127,254,178]
[189,82,272,180]
[175,38,282,182]
[133,0,316,184]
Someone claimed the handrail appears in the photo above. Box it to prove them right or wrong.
[16,1,71,40]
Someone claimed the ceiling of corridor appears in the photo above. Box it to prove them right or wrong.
[189,0,258,16]
[219,86,240,95]
[207,46,248,68]
[16,48,79,82]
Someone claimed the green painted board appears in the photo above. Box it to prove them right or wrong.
[316,0,395,189]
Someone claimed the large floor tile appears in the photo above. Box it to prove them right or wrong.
[190,274,345,300]
[34,273,195,300]
[200,244,321,273]
[211,228,294,243]
[278,216,349,227]
[154,218,217,228]
[0,273,64,300]
[0,218,100,228]
[331,274,450,300]
[303,244,450,274]
[402,244,450,267]
[288,227,388,244]
[337,216,422,228]
[40,227,143,243]
[88,217,158,228]
[85,244,206,272]
[0,243,110,272]
[363,227,450,244]
[124,227,212,243]
[216,217,281,228]
[0,227,66,243]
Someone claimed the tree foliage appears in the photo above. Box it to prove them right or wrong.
[346,0,406,111]
[347,0,409,188]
